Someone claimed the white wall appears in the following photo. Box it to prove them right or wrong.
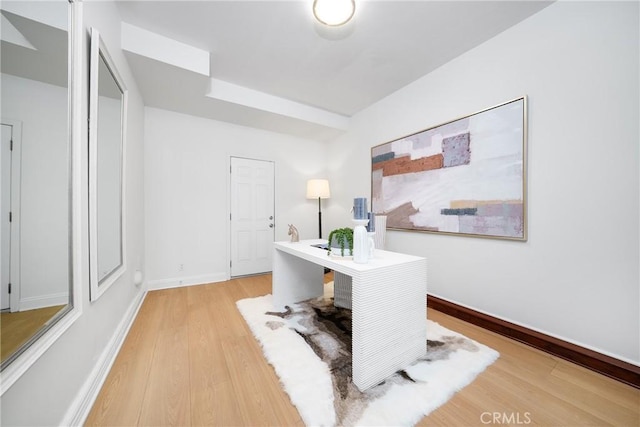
[1,74,69,309]
[145,107,328,288]
[0,0,146,424]
[2,2,636,424]
[328,1,639,364]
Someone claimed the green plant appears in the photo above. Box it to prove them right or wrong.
[327,227,353,257]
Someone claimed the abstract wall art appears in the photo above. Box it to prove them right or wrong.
[371,97,527,241]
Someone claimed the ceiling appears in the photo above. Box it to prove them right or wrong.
[119,1,551,140]
[1,8,68,90]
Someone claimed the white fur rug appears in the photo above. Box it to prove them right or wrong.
[237,288,499,426]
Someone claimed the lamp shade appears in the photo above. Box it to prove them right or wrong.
[306,179,331,199]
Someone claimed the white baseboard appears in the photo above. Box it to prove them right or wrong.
[146,272,227,291]
[61,288,147,426]
[19,292,69,311]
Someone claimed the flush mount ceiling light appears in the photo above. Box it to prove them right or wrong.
[313,0,356,26]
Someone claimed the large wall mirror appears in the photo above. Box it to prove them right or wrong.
[89,27,127,301]
[0,0,77,383]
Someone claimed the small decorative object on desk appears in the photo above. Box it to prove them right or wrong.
[367,212,376,252]
[353,218,372,264]
[367,212,375,232]
[353,197,368,220]
[367,231,376,254]
[327,227,353,257]
[287,224,299,242]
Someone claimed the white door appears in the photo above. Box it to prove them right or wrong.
[1,124,12,310]
[230,157,275,277]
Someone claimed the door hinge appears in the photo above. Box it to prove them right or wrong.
[10,139,13,151]
[230,260,232,268]
[9,212,12,222]
[8,282,11,294]
[230,213,232,221]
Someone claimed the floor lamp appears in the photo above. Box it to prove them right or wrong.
[306,179,331,239]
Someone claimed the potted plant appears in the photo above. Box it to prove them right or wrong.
[327,227,353,257]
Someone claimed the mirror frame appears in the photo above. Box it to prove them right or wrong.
[88,27,127,302]
[0,0,82,394]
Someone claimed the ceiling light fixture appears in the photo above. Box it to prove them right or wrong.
[313,0,356,27]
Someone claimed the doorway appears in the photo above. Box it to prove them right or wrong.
[230,157,275,277]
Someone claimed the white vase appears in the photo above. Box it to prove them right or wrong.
[353,219,370,264]
[368,231,376,258]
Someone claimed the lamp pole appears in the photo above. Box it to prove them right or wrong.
[318,197,322,238]
[307,179,330,240]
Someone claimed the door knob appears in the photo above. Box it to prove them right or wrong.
[269,224,274,228]
[269,216,274,220]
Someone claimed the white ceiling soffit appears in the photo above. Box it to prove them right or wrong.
[121,21,349,138]
[122,51,347,141]
[121,22,209,76]
[0,1,67,32]
[206,78,350,131]
[1,14,36,50]
[0,9,68,89]
[116,1,554,141]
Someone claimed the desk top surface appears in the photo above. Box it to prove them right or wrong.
[274,239,425,275]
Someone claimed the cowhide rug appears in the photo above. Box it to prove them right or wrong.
[236,285,499,426]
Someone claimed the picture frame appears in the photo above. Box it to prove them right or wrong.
[371,96,527,241]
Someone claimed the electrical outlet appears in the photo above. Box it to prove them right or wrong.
[178,263,184,272]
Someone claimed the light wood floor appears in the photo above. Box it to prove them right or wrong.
[1,304,66,362]
[86,274,639,426]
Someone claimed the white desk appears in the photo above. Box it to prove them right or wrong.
[272,239,427,391]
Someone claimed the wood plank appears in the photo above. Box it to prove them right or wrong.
[208,284,251,341]
[550,359,640,421]
[85,292,165,426]
[237,274,272,298]
[0,305,66,361]
[87,274,640,426]
[425,309,640,426]
[187,284,236,425]
[190,379,245,426]
[138,288,191,426]
[138,325,191,426]
[222,334,302,426]
[428,294,640,388]
[551,358,639,407]
[159,287,188,331]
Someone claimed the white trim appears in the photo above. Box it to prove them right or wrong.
[61,288,146,427]
[0,0,83,394]
[0,118,22,312]
[88,27,128,302]
[9,120,20,313]
[146,272,228,291]
[226,155,232,280]
[19,292,69,311]
[67,0,84,352]
[0,308,81,395]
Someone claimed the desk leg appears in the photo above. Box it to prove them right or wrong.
[333,272,352,309]
[351,259,427,391]
[272,248,324,310]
